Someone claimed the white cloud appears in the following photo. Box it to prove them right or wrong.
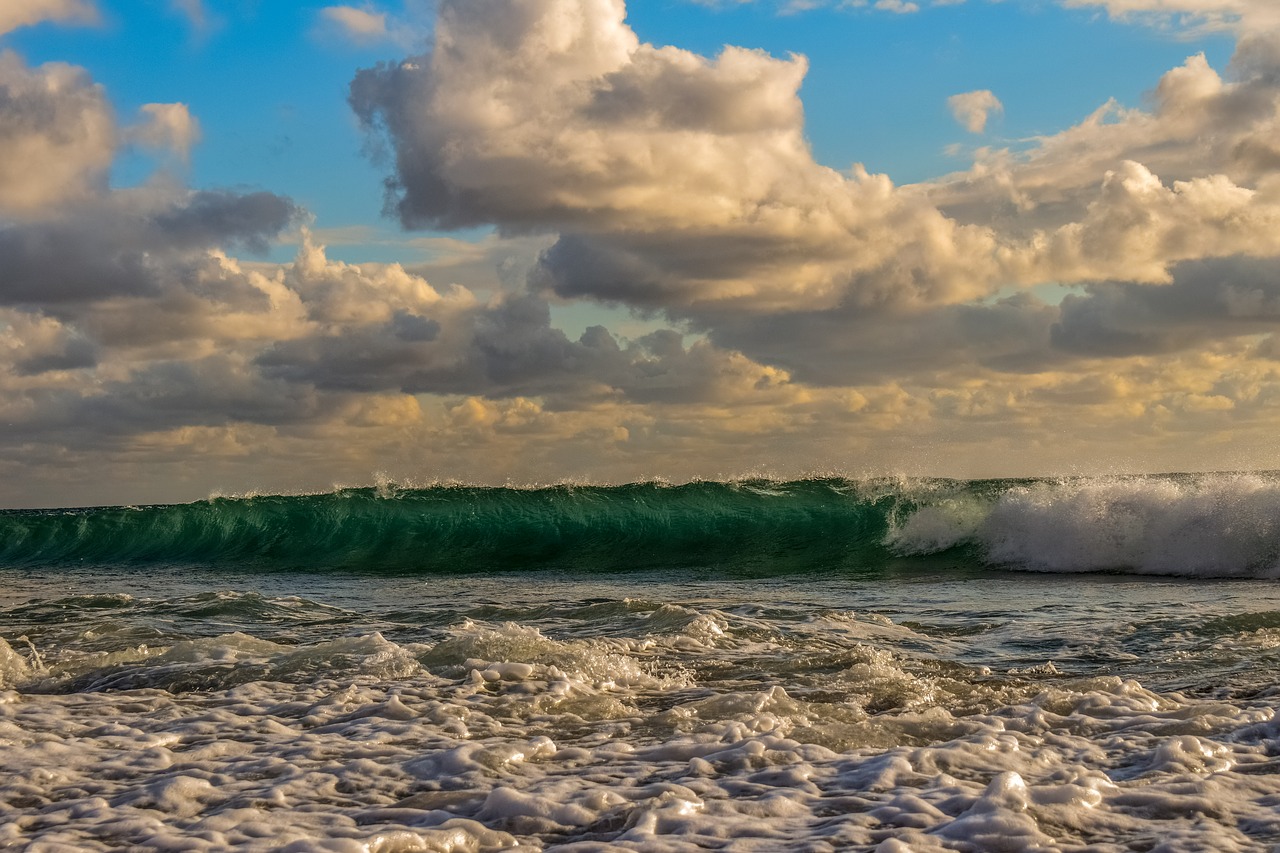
[126,103,201,163]
[874,0,919,12]
[925,45,1280,283]
[1012,162,1280,286]
[351,0,1280,332]
[350,0,1010,318]
[948,89,1002,133]
[320,5,391,43]
[0,0,97,37]
[0,51,115,216]
[1062,0,1280,32]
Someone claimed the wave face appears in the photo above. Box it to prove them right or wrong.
[5,473,1280,577]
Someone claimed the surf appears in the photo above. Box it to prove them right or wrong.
[3,472,1280,577]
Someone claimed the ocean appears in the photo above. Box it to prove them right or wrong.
[4,472,1280,851]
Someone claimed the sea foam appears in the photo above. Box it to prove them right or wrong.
[890,473,1280,576]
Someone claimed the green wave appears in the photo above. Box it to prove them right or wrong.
[6,473,1280,577]
[0,479,947,574]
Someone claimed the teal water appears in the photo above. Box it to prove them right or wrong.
[5,472,1280,575]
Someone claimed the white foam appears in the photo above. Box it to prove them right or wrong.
[1,617,1278,852]
[6,575,1280,852]
[890,473,1280,576]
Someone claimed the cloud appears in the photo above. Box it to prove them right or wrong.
[873,0,919,12]
[0,311,98,375]
[320,4,425,49]
[927,46,1280,285]
[350,0,1280,339]
[350,0,1012,318]
[0,187,299,305]
[169,0,208,30]
[0,51,115,216]
[125,103,201,162]
[0,0,97,36]
[948,89,1002,133]
[1062,0,1280,32]
[12,229,1280,504]
[1050,255,1280,356]
[990,161,1280,290]
[941,51,1268,204]
[697,0,1276,28]
[321,5,390,42]
[721,0,933,12]
[13,0,1280,504]
[247,235,789,406]
[0,226,806,500]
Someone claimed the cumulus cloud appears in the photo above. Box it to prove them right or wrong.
[926,44,1280,294]
[350,0,1280,336]
[350,0,1013,318]
[948,89,1002,133]
[0,51,115,216]
[0,225,807,500]
[0,311,98,375]
[0,0,97,36]
[964,159,1280,295]
[239,236,788,406]
[12,227,1280,504]
[125,103,201,162]
[931,52,1272,218]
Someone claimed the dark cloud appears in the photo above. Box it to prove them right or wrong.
[254,282,777,406]
[257,293,615,397]
[706,295,1061,386]
[0,190,299,306]
[348,57,477,231]
[151,190,299,255]
[0,356,327,448]
[14,333,98,375]
[1051,256,1280,356]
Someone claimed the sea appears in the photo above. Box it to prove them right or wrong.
[4,472,1280,852]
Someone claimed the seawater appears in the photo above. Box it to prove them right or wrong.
[4,474,1280,851]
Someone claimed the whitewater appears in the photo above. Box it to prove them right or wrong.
[4,473,1280,851]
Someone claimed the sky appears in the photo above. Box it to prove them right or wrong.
[1,0,1279,507]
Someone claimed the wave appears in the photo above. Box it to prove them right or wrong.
[3,473,1280,577]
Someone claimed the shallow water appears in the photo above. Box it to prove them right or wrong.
[4,561,1280,851]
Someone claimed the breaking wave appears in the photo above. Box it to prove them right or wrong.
[3,473,1280,577]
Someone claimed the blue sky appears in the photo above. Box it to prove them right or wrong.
[1,0,1279,506]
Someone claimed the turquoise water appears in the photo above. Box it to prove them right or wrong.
[7,472,1280,576]
[4,473,1280,850]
